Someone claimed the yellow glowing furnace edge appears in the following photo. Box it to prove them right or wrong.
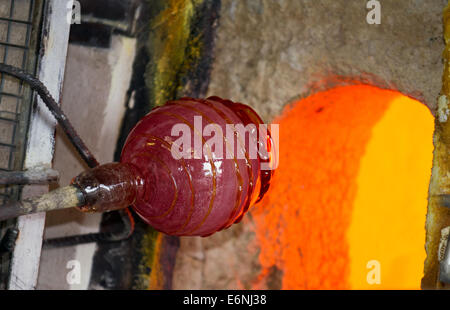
[348,95,434,290]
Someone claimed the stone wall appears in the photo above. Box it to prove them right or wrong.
[173,0,447,289]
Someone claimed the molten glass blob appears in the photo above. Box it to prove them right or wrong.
[74,97,275,237]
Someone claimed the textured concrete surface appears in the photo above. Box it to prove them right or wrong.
[173,0,447,289]
[206,0,445,123]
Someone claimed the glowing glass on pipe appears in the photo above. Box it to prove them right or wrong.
[73,97,275,237]
[0,96,275,238]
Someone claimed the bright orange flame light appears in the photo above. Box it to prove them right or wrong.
[250,84,434,290]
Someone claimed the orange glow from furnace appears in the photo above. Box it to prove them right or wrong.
[250,84,434,289]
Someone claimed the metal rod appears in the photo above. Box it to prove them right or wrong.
[43,208,134,249]
[0,63,100,168]
[0,64,135,246]
[0,185,85,222]
[0,17,33,25]
[0,165,59,185]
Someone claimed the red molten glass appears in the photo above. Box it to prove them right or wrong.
[74,97,275,237]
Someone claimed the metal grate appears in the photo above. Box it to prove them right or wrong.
[0,0,34,203]
[0,0,43,289]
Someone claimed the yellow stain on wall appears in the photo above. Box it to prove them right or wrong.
[148,233,164,290]
[150,0,204,107]
[348,95,434,289]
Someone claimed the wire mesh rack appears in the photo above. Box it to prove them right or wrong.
[0,0,43,289]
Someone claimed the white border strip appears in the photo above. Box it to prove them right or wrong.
[8,0,73,290]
